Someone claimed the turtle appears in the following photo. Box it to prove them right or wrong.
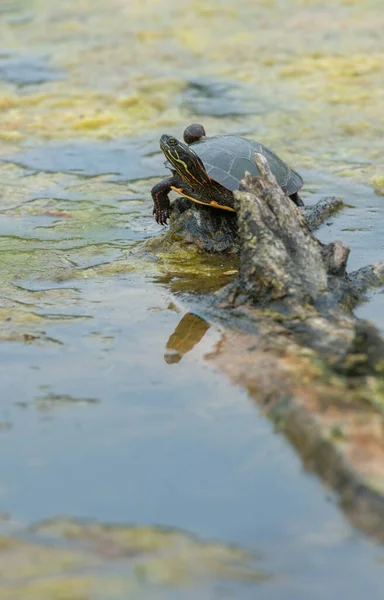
[151,124,304,225]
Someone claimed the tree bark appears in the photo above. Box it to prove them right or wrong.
[220,153,384,375]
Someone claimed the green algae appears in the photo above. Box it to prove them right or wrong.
[0,0,383,590]
[372,175,384,196]
[0,518,268,599]
[35,393,100,411]
[0,0,381,394]
[142,234,238,293]
[0,0,382,184]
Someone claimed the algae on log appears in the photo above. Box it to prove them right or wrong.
[208,154,384,541]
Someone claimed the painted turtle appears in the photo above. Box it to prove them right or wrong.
[151,124,303,225]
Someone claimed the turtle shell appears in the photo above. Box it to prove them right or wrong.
[167,135,303,197]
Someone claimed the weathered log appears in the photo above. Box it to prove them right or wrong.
[145,152,384,539]
[202,154,384,539]
[167,197,238,253]
[147,188,344,255]
[302,196,343,231]
[218,153,384,375]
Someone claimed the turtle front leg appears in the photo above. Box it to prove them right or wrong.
[151,177,173,225]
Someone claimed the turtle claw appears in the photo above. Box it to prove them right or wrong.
[151,177,173,226]
[153,206,170,226]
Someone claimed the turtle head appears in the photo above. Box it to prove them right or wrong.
[160,134,210,186]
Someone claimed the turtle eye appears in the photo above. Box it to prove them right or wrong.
[168,138,178,146]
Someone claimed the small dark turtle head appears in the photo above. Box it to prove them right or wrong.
[183,123,206,145]
[160,134,210,186]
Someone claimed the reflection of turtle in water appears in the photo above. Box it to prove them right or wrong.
[164,313,210,364]
[151,123,304,225]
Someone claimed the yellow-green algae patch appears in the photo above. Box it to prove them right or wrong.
[0,518,268,599]
[142,233,238,293]
[0,0,382,187]
[0,0,381,330]
[0,0,382,588]
[0,160,144,341]
[372,175,384,196]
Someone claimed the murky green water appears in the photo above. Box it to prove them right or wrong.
[0,0,384,597]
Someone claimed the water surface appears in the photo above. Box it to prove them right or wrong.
[0,0,383,597]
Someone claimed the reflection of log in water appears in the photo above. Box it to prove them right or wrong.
[164,313,210,364]
[201,154,384,541]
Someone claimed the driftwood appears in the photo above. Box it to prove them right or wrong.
[151,183,345,255]
[219,154,384,375]
[202,154,384,540]
[158,154,384,542]
[147,153,384,539]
